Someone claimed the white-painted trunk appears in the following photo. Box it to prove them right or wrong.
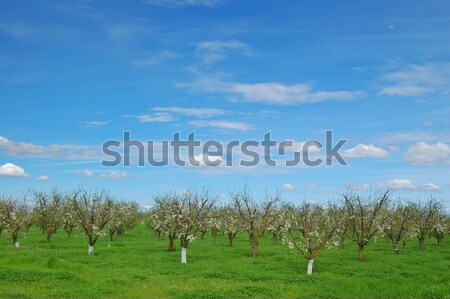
[181,247,187,264]
[88,245,94,255]
[307,259,314,275]
[15,242,20,248]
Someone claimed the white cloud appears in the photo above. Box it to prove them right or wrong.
[305,182,318,189]
[0,163,28,178]
[75,169,94,177]
[153,107,228,118]
[404,142,450,166]
[195,40,250,66]
[99,171,128,180]
[189,120,253,131]
[135,112,176,123]
[180,77,364,105]
[0,136,103,160]
[376,179,417,190]
[189,153,224,166]
[342,144,389,159]
[378,85,426,96]
[282,183,294,191]
[378,62,450,97]
[132,50,179,67]
[36,175,49,181]
[142,0,223,7]
[420,183,442,192]
[376,179,442,193]
[377,130,450,144]
[82,121,110,127]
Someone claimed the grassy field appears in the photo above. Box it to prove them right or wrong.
[0,224,449,298]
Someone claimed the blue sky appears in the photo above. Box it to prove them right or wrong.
[1,0,449,206]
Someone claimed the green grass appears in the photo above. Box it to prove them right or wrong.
[1,224,449,298]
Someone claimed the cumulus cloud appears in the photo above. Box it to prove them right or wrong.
[342,144,389,159]
[99,171,128,179]
[36,175,49,181]
[282,183,294,191]
[404,141,450,166]
[0,163,28,178]
[180,77,364,105]
[189,120,254,131]
[195,40,250,66]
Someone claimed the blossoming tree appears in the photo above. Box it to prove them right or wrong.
[231,188,280,258]
[178,189,215,264]
[412,198,443,249]
[219,204,242,246]
[33,189,63,242]
[151,193,183,251]
[343,190,390,261]
[381,200,415,254]
[0,196,33,248]
[430,208,449,246]
[72,190,113,255]
[61,197,78,238]
[283,202,340,275]
[108,201,139,243]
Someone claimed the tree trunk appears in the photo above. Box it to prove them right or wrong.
[88,244,94,255]
[272,232,277,244]
[168,237,176,252]
[46,231,52,243]
[393,242,399,254]
[419,237,425,250]
[12,232,18,245]
[358,245,365,262]
[228,233,234,246]
[307,259,314,275]
[251,239,259,258]
[109,230,115,242]
[339,235,345,249]
[181,247,187,264]
[437,237,443,246]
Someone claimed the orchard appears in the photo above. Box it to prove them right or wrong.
[0,188,449,297]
